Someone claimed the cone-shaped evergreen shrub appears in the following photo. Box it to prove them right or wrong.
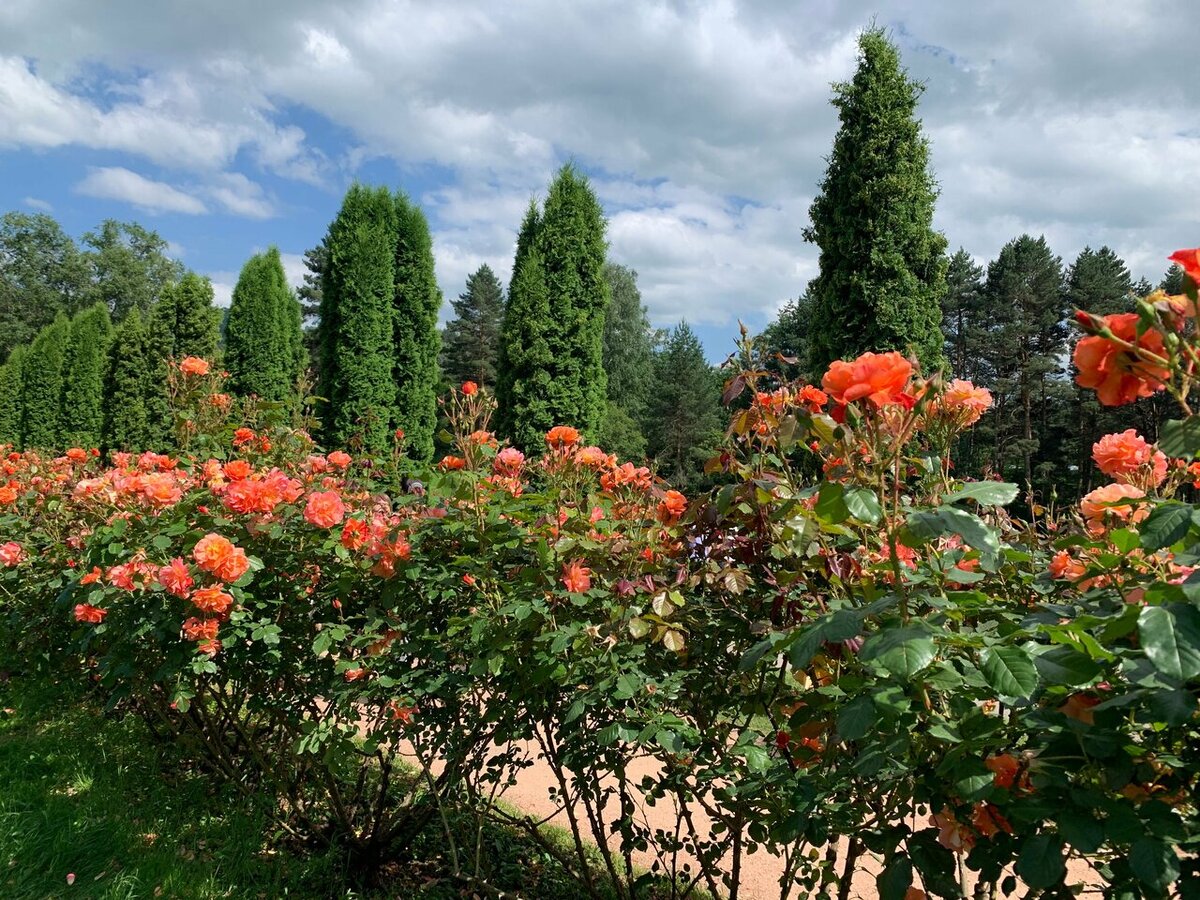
[0,345,26,447]
[392,194,442,462]
[60,303,114,448]
[226,248,302,403]
[103,308,154,452]
[20,313,71,449]
[317,185,399,452]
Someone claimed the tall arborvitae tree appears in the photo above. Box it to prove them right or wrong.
[761,292,815,383]
[145,272,221,446]
[646,322,723,489]
[599,263,655,459]
[60,303,114,448]
[941,249,986,381]
[225,248,302,402]
[442,264,505,390]
[103,308,154,452]
[317,185,400,452]
[496,248,555,450]
[803,27,947,371]
[83,219,184,320]
[980,235,1067,490]
[392,194,442,463]
[0,212,90,360]
[0,346,26,446]
[497,166,609,449]
[19,313,71,449]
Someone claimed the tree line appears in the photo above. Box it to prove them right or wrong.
[1,25,1183,500]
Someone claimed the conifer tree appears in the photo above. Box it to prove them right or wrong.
[317,185,399,452]
[150,272,221,361]
[761,292,815,383]
[941,249,986,381]
[103,308,153,452]
[392,194,442,462]
[0,346,25,447]
[980,235,1066,489]
[442,264,505,390]
[599,263,654,459]
[1160,265,1185,295]
[646,322,723,489]
[497,166,609,448]
[803,27,947,371]
[225,248,302,402]
[60,303,114,448]
[20,313,71,449]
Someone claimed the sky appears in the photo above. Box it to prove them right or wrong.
[1,0,1197,361]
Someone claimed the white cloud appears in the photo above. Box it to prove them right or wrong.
[75,166,208,215]
[206,172,277,219]
[22,196,53,212]
[278,252,309,291]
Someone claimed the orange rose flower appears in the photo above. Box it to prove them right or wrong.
[1048,550,1086,582]
[939,379,993,426]
[65,447,88,462]
[304,490,346,528]
[73,603,107,624]
[223,459,253,480]
[461,381,479,396]
[182,617,220,642]
[1079,483,1147,535]
[341,518,369,551]
[986,754,1020,789]
[1168,247,1200,287]
[971,803,1013,838]
[0,484,16,505]
[562,559,592,594]
[327,450,352,469]
[545,425,581,450]
[179,356,210,376]
[158,558,195,598]
[657,489,688,524]
[438,455,467,471]
[1074,313,1168,406]
[192,533,250,583]
[821,351,913,408]
[1092,429,1167,487]
[796,385,828,412]
[191,586,234,615]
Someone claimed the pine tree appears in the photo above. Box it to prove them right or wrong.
[19,314,71,448]
[60,303,114,448]
[225,248,301,402]
[317,185,399,452]
[497,165,609,448]
[941,249,986,381]
[0,346,26,447]
[442,264,505,390]
[803,27,947,371]
[392,194,442,462]
[1160,265,1185,295]
[980,235,1066,490]
[598,263,654,459]
[1066,246,1132,316]
[646,322,723,489]
[103,308,153,452]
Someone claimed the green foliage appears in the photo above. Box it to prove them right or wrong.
[804,27,947,371]
[978,235,1066,489]
[941,248,986,381]
[0,212,90,361]
[59,303,114,448]
[83,219,184,320]
[317,184,400,452]
[646,322,723,488]
[392,194,442,463]
[601,263,655,443]
[225,248,302,403]
[0,345,25,446]
[19,313,71,449]
[498,166,609,449]
[103,308,154,451]
[441,264,505,390]
[760,292,815,382]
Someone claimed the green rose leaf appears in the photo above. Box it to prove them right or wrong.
[862,627,936,679]
[981,645,1039,698]
[1138,604,1200,681]
[943,481,1019,507]
[1158,417,1200,460]
[1139,502,1194,551]
[1017,833,1066,890]
[1129,836,1180,893]
[843,486,882,524]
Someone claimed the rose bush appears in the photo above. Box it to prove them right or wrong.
[0,249,1198,899]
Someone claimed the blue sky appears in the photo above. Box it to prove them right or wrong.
[2,1,1198,361]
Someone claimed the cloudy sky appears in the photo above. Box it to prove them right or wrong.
[1,0,1196,358]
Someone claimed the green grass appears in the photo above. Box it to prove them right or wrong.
[0,676,697,899]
